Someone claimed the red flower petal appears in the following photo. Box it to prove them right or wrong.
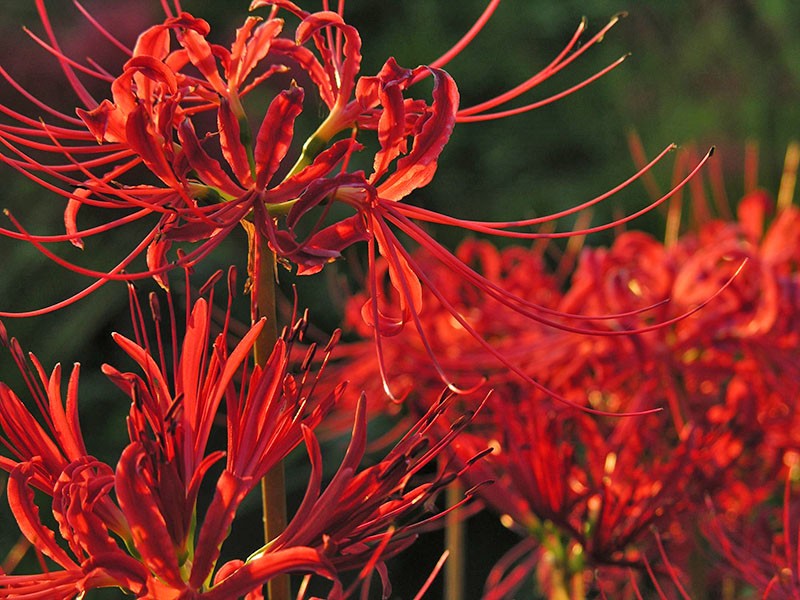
[255,85,304,189]
[218,99,255,187]
[115,443,185,589]
[7,462,78,569]
[377,68,458,201]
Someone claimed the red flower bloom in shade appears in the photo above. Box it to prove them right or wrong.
[0,1,711,399]
[320,145,800,595]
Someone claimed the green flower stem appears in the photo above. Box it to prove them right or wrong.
[445,481,466,600]
[534,522,586,600]
[247,107,347,600]
[250,230,289,600]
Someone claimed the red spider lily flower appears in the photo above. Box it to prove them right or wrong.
[261,392,488,599]
[0,1,711,401]
[447,396,731,599]
[0,271,485,598]
[0,277,344,598]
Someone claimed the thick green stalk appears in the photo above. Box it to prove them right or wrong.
[250,229,289,600]
[445,481,466,600]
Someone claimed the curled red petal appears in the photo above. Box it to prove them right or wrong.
[7,462,78,569]
[377,68,459,201]
[229,17,284,89]
[268,138,362,204]
[371,74,410,180]
[286,215,371,276]
[125,105,180,188]
[178,119,244,196]
[146,235,173,291]
[204,546,336,600]
[177,25,227,96]
[255,85,304,189]
[115,443,184,589]
[76,99,125,144]
[295,12,362,109]
[64,190,89,249]
[269,38,335,108]
[125,55,179,96]
[52,458,120,561]
[285,171,370,229]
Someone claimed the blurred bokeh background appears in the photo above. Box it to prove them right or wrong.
[0,1,798,597]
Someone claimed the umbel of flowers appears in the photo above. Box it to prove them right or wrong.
[0,270,489,598]
[328,145,800,598]
[0,0,709,392]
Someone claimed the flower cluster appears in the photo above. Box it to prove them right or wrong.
[328,146,800,596]
[0,272,483,598]
[0,0,711,399]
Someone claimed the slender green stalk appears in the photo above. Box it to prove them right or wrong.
[445,481,466,600]
[249,227,289,600]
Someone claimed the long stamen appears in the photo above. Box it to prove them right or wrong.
[392,143,677,232]
[72,0,134,56]
[425,0,502,74]
[0,219,159,318]
[457,54,628,122]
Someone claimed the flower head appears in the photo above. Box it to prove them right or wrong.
[0,1,712,400]
[0,276,341,597]
[0,268,485,598]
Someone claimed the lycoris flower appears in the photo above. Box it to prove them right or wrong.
[0,271,481,598]
[706,470,800,600]
[0,0,712,400]
[0,274,338,597]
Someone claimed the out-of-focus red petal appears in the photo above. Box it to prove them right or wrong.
[737,189,773,243]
